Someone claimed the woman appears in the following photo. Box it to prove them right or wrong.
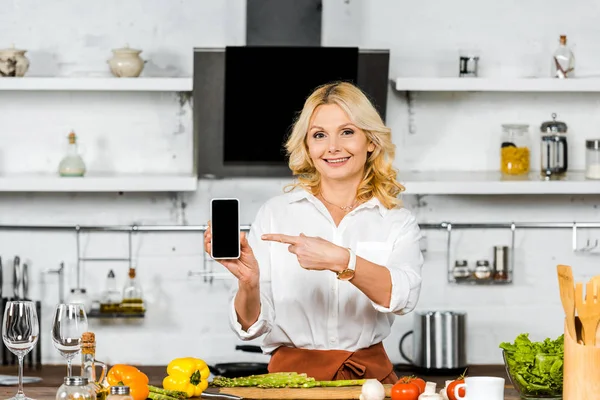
[204,82,423,383]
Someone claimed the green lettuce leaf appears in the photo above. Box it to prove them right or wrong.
[499,333,564,396]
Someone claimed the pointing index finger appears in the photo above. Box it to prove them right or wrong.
[261,234,301,244]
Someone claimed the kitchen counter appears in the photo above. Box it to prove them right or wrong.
[0,365,520,399]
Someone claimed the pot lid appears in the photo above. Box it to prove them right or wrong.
[0,44,27,54]
[541,113,567,133]
[112,44,142,54]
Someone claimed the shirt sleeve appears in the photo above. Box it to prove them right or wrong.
[228,203,276,340]
[370,212,424,315]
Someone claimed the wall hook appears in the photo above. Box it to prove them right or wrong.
[572,223,600,253]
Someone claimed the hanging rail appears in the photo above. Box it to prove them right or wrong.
[0,221,598,232]
[3,221,594,286]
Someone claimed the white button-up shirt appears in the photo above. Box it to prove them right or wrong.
[229,189,424,354]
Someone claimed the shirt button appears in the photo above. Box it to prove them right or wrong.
[330,336,336,343]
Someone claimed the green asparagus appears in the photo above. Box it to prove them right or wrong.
[209,372,365,388]
[148,391,181,400]
[148,385,188,399]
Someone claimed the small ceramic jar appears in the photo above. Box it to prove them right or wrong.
[107,45,145,78]
[0,44,30,77]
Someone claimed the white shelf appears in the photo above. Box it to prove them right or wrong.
[399,171,600,195]
[394,77,600,92]
[0,174,198,192]
[0,77,192,91]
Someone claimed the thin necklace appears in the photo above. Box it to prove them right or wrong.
[320,193,359,212]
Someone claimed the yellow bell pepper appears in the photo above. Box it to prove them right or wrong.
[163,357,210,398]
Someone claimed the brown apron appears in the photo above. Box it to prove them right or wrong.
[268,342,398,383]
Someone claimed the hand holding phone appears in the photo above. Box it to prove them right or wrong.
[205,199,260,287]
[210,198,241,259]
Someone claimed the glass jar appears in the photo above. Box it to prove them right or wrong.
[500,124,531,176]
[56,376,96,400]
[540,113,568,180]
[106,386,133,400]
[586,139,600,180]
[474,260,492,281]
[452,260,470,282]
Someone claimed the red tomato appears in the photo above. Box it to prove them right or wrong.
[409,377,426,394]
[447,379,466,400]
[398,376,426,394]
[391,381,420,400]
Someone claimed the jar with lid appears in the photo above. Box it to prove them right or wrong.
[500,124,531,176]
[540,113,568,180]
[474,260,492,281]
[106,386,133,400]
[452,260,470,282]
[585,139,600,180]
[56,376,96,400]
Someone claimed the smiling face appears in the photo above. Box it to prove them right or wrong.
[306,103,375,184]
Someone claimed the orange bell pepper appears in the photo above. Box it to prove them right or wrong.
[107,364,150,400]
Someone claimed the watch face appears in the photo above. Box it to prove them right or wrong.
[337,269,355,281]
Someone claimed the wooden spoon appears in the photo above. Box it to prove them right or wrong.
[557,265,577,341]
[574,280,600,345]
[592,275,600,345]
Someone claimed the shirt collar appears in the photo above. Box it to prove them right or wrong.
[287,189,389,217]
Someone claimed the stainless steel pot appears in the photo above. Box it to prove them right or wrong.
[399,310,467,371]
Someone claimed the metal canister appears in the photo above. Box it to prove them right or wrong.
[494,246,509,281]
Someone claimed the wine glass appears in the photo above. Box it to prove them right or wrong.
[2,301,40,400]
[51,303,88,377]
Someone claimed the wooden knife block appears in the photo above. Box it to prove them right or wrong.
[563,318,600,399]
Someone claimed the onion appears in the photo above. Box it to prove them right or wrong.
[359,379,385,400]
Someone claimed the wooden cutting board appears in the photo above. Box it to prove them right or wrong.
[210,384,393,399]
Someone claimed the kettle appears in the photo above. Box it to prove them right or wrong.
[399,310,467,372]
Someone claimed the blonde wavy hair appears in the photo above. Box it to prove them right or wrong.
[284,81,404,209]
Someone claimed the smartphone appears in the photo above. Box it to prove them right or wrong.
[210,198,241,259]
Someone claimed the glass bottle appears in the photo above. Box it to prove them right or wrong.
[106,386,133,400]
[81,332,108,400]
[59,131,86,177]
[500,124,531,177]
[56,376,96,400]
[122,267,145,314]
[100,270,121,314]
[552,35,575,78]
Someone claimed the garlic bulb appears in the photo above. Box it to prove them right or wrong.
[439,380,452,400]
[359,379,385,400]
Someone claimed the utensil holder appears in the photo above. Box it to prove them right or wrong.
[563,317,600,399]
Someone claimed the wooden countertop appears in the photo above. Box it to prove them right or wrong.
[0,364,521,399]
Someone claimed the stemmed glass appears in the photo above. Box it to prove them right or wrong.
[51,303,88,377]
[2,301,40,400]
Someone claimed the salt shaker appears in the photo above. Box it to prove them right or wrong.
[585,139,600,180]
[106,386,133,400]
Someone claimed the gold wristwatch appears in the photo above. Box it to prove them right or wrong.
[337,248,357,281]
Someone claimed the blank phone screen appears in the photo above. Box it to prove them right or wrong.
[211,199,240,258]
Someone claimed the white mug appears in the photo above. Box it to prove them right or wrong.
[454,376,505,400]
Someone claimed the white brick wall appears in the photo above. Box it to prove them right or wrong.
[0,0,597,369]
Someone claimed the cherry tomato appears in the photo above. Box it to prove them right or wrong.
[447,379,465,400]
[391,381,420,400]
